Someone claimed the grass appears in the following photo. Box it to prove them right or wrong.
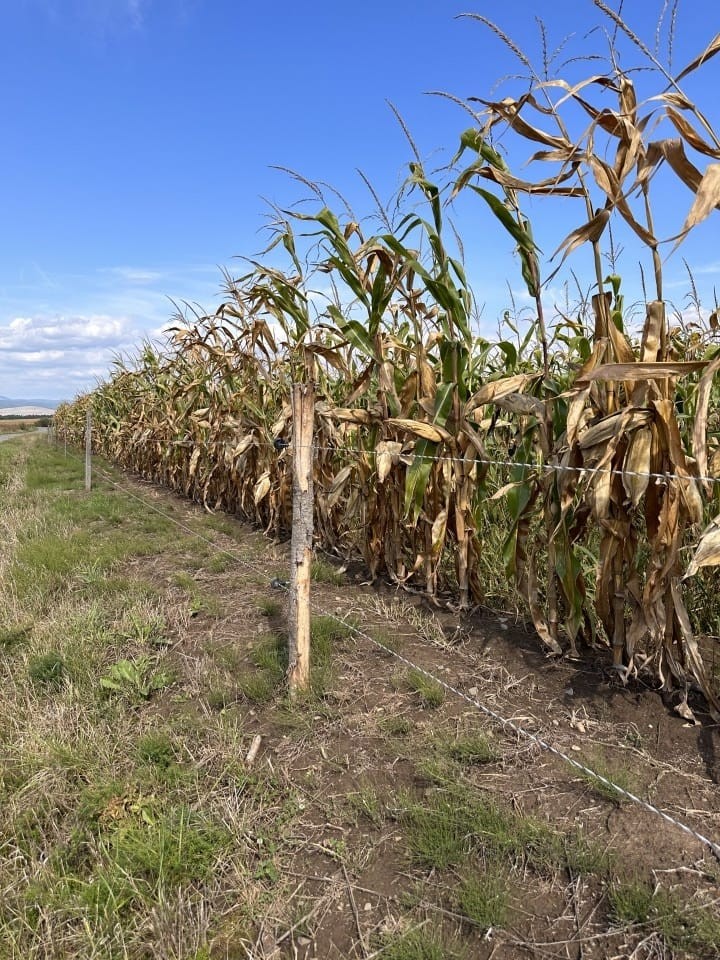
[379,715,414,737]
[577,754,639,806]
[28,650,66,688]
[377,927,463,960]
[608,880,720,957]
[346,785,385,826]
[256,596,281,617]
[0,623,33,650]
[398,786,611,879]
[456,870,510,931]
[406,668,445,708]
[311,557,345,585]
[446,731,498,766]
[172,570,225,618]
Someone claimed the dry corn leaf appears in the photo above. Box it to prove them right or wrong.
[676,32,720,82]
[327,465,354,508]
[550,208,610,271]
[673,162,720,252]
[430,509,448,558]
[665,107,720,159]
[692,353,720,493]
[253,472,271,505]
[623,427,652,507]
[385,418,452,443]
[375,441,403,483]
[576,360,707,384]
[466,373,538,411]
[685,518,720,578]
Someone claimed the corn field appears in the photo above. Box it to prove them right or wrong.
[55,8,720,716]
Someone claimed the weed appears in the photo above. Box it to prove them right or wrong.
[28,651,66,688]
[447,732,498,766]
[171,571,196,591]
[578,755,638,806]
[457,870,510,930]
[190,594,224,618]
[100,657,174,701]
[347,785,385,826]
[377,927,462,960]
[136,731,177,769]
[0,624,32,650]
[122,610,169,647]
[380,715,413,737]
[311,558,345,585]
[207,553,234,573]
[406,669,445,708]
[257,597,281,617]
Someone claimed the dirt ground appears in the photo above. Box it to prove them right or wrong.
[99,463,720,960]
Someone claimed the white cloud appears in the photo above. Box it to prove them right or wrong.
[102,267,166,284]
[0,313,151,403]
[0,315,134,353]
[0,260,225,403]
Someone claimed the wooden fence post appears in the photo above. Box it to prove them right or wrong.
[287,382,315,696]
[85,407,92,492]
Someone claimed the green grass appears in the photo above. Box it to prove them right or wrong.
[447,732,498,765]
[398,787,611,879]
[256,597,282,617]
[28,650,66,688]
[457,870,510,930]
[406,669,445,708]
[0,623,33,650]
[136,730,178,769]
[608,880,720,957]
[377,927,463,960]
[311,557,345,585]
[577,754,639,806]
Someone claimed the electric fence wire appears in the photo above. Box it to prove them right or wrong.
[121,435,720,488]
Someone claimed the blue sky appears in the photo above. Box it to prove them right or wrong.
[1,0,719,403]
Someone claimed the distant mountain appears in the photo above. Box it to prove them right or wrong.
[0,395,56,410]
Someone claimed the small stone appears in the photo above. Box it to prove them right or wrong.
[563,687,574,697]
[571,745,581,752]
[552,719,559,727]
[363,902,372,912]
[468,686,479,696]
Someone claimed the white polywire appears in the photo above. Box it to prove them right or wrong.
[151,436,720,487]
